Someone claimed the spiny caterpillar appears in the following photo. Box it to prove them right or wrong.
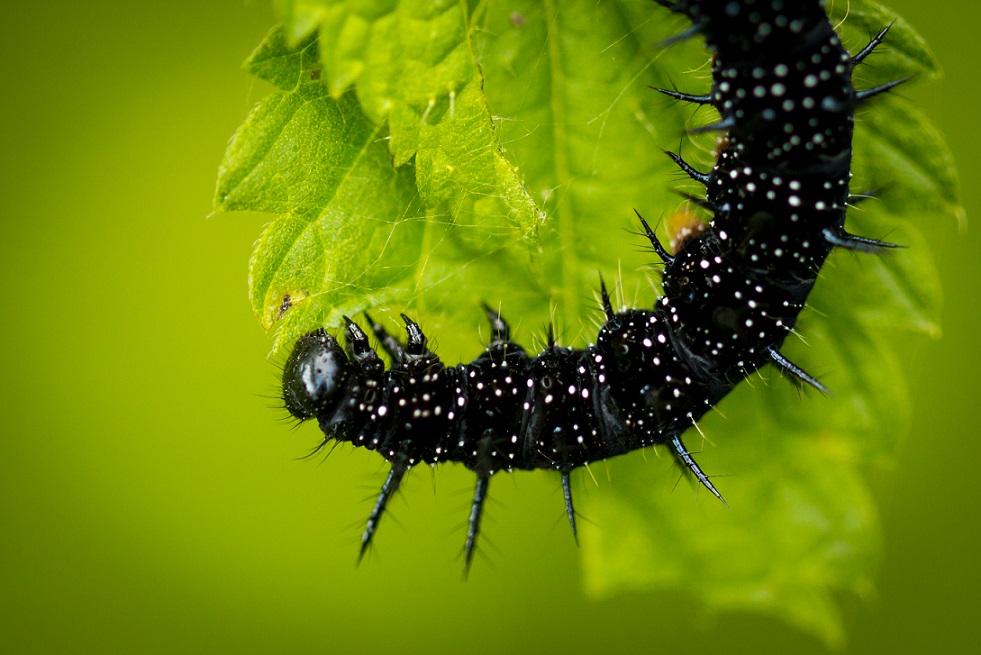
[281,0,905,570]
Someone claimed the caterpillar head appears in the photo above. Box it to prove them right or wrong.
[281,328,349,421]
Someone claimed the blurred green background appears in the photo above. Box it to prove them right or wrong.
[1,0,976,652]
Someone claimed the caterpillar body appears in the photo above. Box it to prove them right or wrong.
[281,0,904,569]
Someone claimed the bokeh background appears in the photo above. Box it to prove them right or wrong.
[1,0,976,652]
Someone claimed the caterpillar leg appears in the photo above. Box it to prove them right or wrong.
[464,474,491,575]
[766,346,831,395]
[359,464,408,562]
[363,311,405,363]
[852,23,893,65]
[343,316,382,365]
[669,435,726,505]
[561,471,579,545]
[400,313,430,355]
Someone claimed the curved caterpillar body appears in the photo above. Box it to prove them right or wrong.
[282,0,904,569]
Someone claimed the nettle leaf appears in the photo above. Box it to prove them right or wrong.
[216,0,960,644]
[215,67,426,349]
[281,0,544,238]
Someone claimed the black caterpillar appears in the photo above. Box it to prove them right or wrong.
[281,0,904,570]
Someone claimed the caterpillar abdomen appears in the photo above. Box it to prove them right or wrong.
[281,0,906,570]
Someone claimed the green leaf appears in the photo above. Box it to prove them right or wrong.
[214,69,426,347]
[279,0,545,239]
[216,0,961,644]
[244,26,321,91]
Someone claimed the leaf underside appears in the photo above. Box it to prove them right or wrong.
[214,0,960,645]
